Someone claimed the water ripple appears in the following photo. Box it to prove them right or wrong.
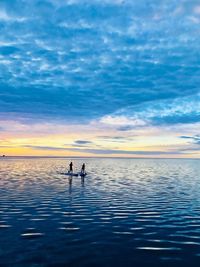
[1,158,200,266]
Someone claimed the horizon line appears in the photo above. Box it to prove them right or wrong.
[1,156,199,160]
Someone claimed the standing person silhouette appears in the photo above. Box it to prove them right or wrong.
[81,163,85,174]
[69,161,73,173]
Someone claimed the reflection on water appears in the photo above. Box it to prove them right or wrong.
[0,158,200,266]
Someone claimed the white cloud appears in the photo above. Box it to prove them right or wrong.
[0,9,26,22]
[100,115,147,127]
[188,16,200,24]
[194,5,200,14]
[0,10,10,21]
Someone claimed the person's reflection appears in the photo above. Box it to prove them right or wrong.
[68,176,72,194]
[81,176,85,186]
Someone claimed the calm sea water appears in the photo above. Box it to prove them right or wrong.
[0,158,200,267]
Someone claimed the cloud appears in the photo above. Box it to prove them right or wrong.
[0,0,200,158]
[23,145,67,151]
[96,135,135,143]
[152,113,200,126]
[70,140,94,147]
[21,145,182,155]
[180,135,200,145]
[0,9,26,22]
[117,126,136,131]
[66,147,182,155]
[74,140,93,145]
[97,94,200,130]
[0,0,200,127]
[100,115,146,127]
[194,5,200,14]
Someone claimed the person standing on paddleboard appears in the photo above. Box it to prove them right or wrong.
[81,163,85,174]
[69,162,73,173]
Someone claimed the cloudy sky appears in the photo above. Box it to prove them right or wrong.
[0,0,200,157]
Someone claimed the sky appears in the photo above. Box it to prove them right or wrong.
[0,0,200,158]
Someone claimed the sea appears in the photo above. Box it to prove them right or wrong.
[0,157,200,267]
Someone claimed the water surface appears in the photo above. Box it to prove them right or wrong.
[0,158,200,266]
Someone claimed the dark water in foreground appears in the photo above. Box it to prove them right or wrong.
[0,158,200,267]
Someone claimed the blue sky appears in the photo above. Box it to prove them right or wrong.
[0,0,200,157]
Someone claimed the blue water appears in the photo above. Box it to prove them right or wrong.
[0,158,200,267]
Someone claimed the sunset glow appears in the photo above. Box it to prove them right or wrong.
[0,0,200,157]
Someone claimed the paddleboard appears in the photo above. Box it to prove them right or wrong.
[59,172,87,177]
[65,172,79,177]
[78,172,87,177]
[59,172,78,176]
